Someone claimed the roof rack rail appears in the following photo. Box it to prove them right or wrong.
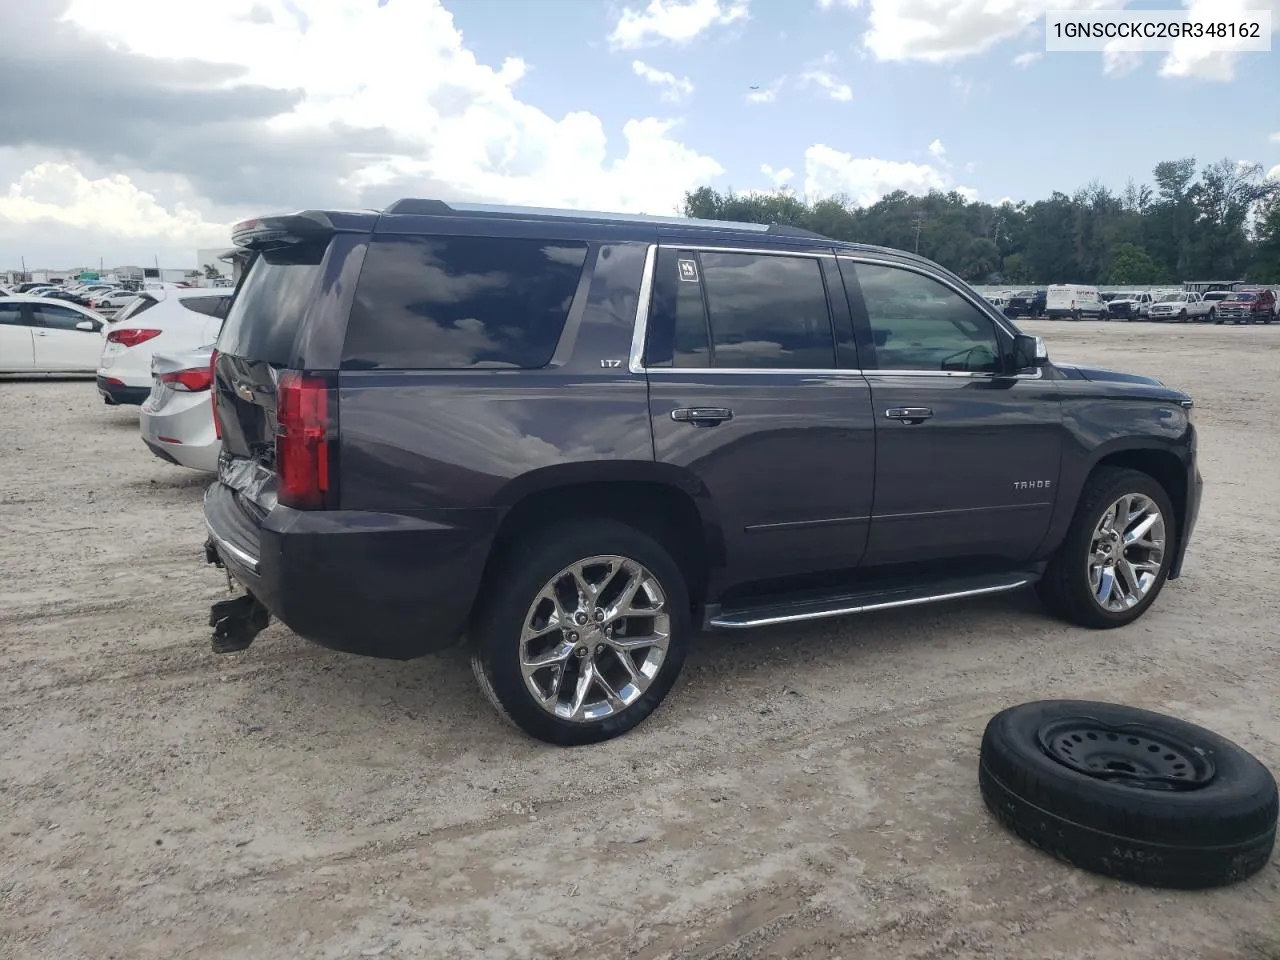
[766,223,832,240]
[382,198,773,233]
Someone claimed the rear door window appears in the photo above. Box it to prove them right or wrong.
[342,235,588,370]
[645,249,835,370]
[217,244,326,365]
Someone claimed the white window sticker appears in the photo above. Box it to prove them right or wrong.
[677,259,699,283]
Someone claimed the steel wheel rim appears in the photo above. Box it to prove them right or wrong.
[1087,493,1166,613]
[519,554,670,723]
[1038,716,1215,790]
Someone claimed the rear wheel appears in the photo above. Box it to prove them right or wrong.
[470,519,691,745]
[1036,467,1175,629]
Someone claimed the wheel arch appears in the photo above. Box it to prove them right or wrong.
[483,463,725,610]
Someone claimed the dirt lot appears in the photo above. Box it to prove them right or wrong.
[2,319,1278,960]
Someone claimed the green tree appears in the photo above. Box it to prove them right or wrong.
[1103,243,1161,284]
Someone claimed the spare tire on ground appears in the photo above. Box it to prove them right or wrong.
[979,700,1278,889]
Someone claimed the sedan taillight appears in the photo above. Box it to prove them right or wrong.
[158,368,213,392]
[210,350,221,439]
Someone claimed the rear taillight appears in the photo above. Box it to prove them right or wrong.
[210,350,221,439]
[276,370,337,510]
[159,367,213,392]
[106,328,161,348]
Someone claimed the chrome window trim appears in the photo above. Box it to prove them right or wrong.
[626,242,1042,379]
[627,243,657,374]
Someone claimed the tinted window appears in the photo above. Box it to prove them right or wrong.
[110,295,157,324]
[0,304,24,326]
[218,244,325,365]
[343,236,587,370]
[647,250,834,369]
[851,263,1002,373]
[181,296,231,319]
[644,248,713,368]
[32,304,95,331]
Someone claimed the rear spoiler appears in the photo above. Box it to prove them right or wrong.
[231,212,339,251]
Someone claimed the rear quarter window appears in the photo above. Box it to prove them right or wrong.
[180,296,232,319]
[342,235,589,370]
[217,244,326,365]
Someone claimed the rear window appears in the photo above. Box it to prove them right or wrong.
[109,294,158,323]
[217,244,325,365]
[180,296,231,319]
[342,235,589,370]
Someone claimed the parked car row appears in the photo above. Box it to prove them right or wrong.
[987,285,1278,323]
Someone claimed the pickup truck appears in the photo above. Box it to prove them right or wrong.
[1147,292,1214,322]
[1215,288,1277,324]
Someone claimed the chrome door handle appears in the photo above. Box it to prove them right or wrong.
[34,331,47,337]
[885,406,933,422]
[671,407,733,425]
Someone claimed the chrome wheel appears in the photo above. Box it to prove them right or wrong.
[1087,494,1166,613]
[519,555,670,723]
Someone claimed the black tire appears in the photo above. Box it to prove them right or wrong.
[1035,466,1175,629]
[1207,308,1216,322]
[979,700,1278,889]
[469,519,691,746]
[1179,309,1187,322]
[1071,310,1081,322]
[1266,310,1275,325]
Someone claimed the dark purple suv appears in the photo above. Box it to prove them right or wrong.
[203,200,1203,744]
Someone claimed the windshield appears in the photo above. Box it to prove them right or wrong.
[1203,292,1231,300]
[1229,293,1256,301]
[1158,294,1185,303]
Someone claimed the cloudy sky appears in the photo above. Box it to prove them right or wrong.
[2,0,1277,270]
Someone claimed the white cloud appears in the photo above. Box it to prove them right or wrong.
[803,144,975,206]
[860,0,1123,63]
[800,53,853,100]
[608,0,749,49]
[817,0,862,8]
[631,60,695,100]
[1271,132,1280,144]
[928,139,946,160]
[0,161,231,268]
[746,77,785,102]
[761,163,795,187]
[3,0,728,267]
[1103,46,1144,77]
[1158,0,1280,81]
[1011,51,1042,67]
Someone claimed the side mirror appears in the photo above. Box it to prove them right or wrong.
[76,320,96,331]
[1012,333,1048,371]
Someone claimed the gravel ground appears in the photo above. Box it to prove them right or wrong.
[2,319,1278,960]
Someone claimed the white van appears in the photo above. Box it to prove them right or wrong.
[1045,284,1106,320]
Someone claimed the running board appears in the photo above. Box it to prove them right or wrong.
[705,571,1037,630]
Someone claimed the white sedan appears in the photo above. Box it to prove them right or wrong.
[0,296,106,374]
[90,289,141,311]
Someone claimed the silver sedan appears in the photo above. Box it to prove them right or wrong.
[139,345,220,473]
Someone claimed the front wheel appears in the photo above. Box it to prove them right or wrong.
[470,519,691,745]
[1207,308,1216,322]
[1036,467,1175,629]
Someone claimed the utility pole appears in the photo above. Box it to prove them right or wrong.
[912,213,924,254]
